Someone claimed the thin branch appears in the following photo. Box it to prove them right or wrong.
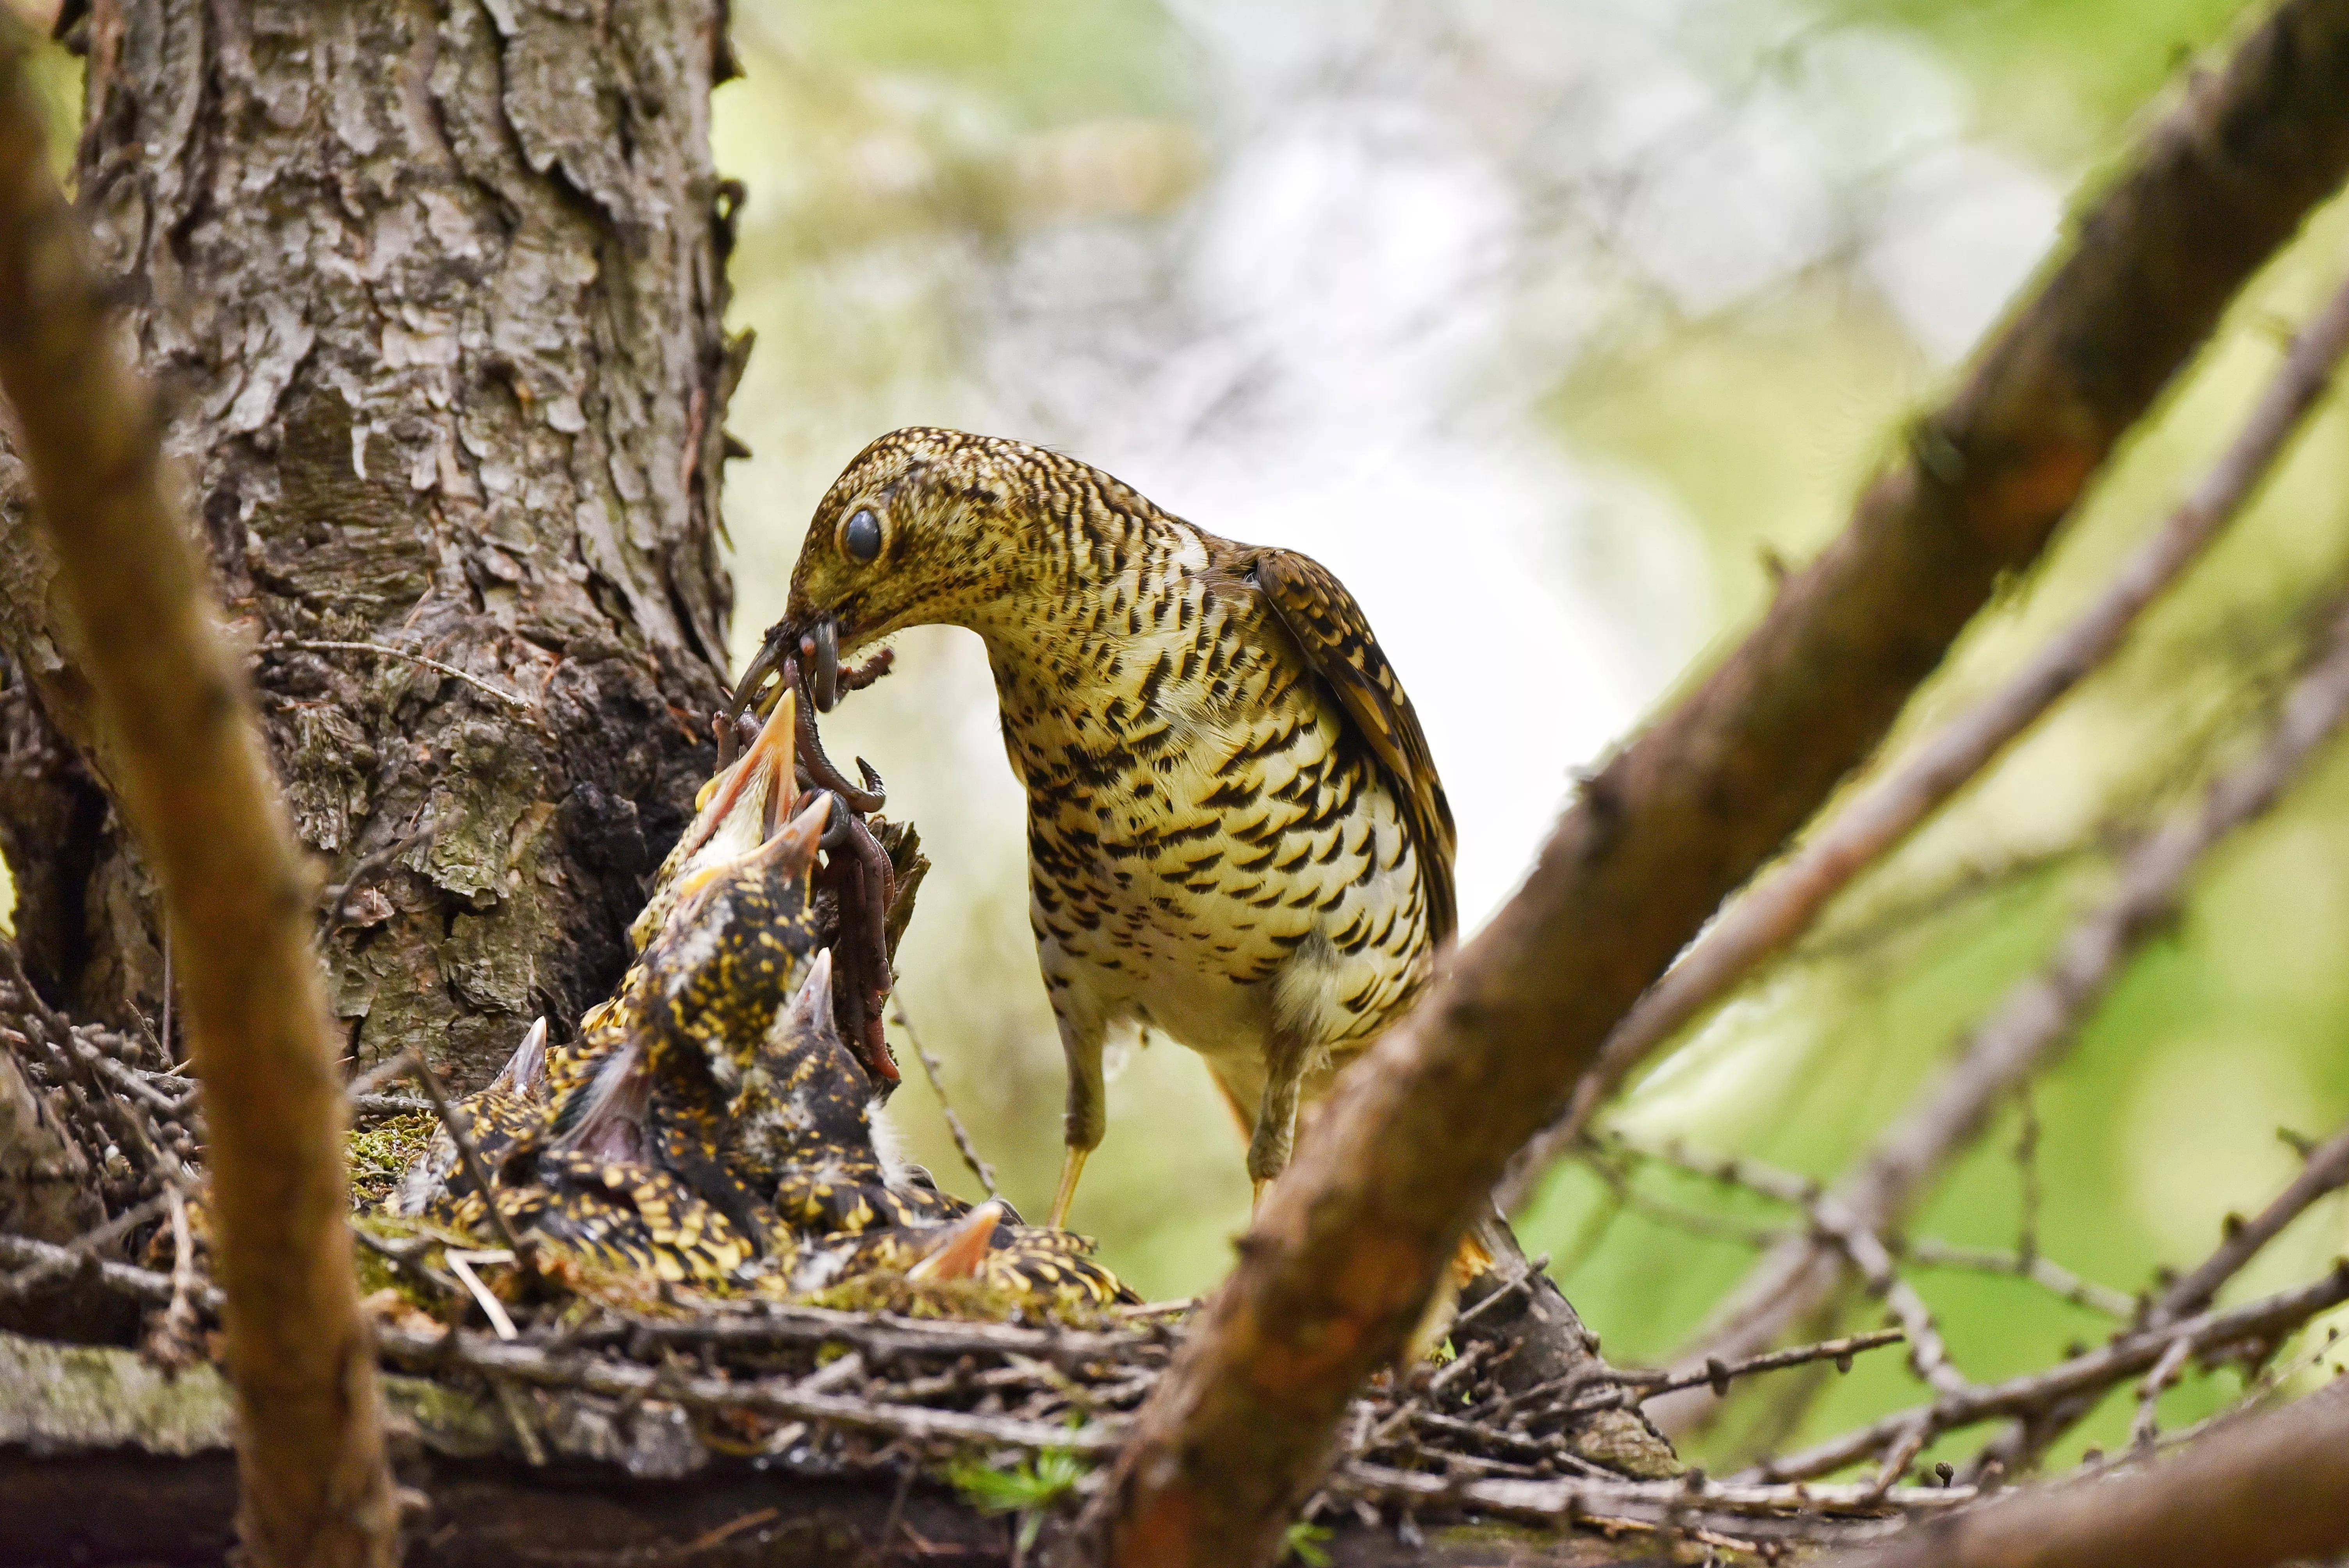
[2128,1336,2195,1452]
[0,40,395,1567]
[0,1229,223,1312]
[264,639,535,711]
[1329,1459,1973,1531]
[1813,1380,2349,1568]
[1972,1109,2349,1474]
[374,1324,1131,1455]
[1747,1262,2349,1483]
[2161,1115,2349,1321]
[889,994,998,1200]
[0,1188,172,1299]
[1668,593,2349,1419]
[1900,1240,2136,1321]
[1504,263,2349,1212]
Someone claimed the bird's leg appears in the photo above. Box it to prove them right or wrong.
[1048,1014,1107,1229]
[1246,1025,1313,1209]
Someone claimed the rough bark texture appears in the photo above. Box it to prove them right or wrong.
[0,0,740,1087]
[1078,3,2349,1564]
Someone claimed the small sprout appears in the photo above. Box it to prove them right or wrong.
[1706,1357,1732,1397]
[1934,1461,1955,1486]
[2222,1212,2247,1240]
[1834,1351,1855,1374]
[946,1449,1087,1556]
[1282,1521,1333,1568]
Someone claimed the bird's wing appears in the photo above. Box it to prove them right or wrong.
[1249,547,1459,943]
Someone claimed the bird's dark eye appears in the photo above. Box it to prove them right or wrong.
[842,508,882,563]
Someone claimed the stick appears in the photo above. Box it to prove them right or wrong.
[1747,1262,2349,1483]
[1505,267,2349,1212]
[1670,594,2349,1417]
[1974,1110,2349,1473]
[890,994,999,1200]
[265,639,535,711]
[1813,1379,2349,1568]
[374,1324,1130,1454]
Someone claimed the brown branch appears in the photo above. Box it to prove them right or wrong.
[892,994,1001,1200]
[2160,1115,2349,1321]
[1605,1128,2140,1319]
[1666,593,2349,1425]
[1813,1379,2349,1568]
[0,35,395,1568]
[1505,260,2349,1212]
[1077,9,2349,1561]
[1900,1240,2137,1322]
[1746,1262,2349,1484]
[0,1230,223,1312]
[1971,1109,2349,1474]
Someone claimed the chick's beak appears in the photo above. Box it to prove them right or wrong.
[906,1201,1006,1283]
[693,690,797,858]
[742,787,831,883]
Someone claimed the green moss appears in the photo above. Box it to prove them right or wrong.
[347,1112,435,1210]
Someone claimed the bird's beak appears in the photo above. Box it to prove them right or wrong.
[729,620,795,722]
[729,613,848,720]
[742,787,830,882]
[783,947,839,1042]
[690,690,798,859]
[907,1200,1005,1283]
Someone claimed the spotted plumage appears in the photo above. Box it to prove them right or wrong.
[745,427,1456,1221]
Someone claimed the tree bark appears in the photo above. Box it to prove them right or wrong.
[1077,3,2349,1564]
[0,0,741,1086]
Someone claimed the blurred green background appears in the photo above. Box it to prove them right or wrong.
[9,0,2342,1482]
[711,0,2349,1474]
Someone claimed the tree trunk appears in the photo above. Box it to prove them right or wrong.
[0,0,741,1086]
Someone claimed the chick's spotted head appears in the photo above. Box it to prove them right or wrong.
[728,949,882,1171]
[640,790,830,1099]
[733,428,1095,716]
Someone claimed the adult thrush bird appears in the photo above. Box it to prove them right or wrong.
[736,427,1455,1226]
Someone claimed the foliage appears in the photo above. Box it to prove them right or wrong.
[944,1445,1088,1553]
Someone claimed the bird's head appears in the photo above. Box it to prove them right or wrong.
[639,790,831,1100]
[731,427,1090,717]
[728,948,883,1169]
